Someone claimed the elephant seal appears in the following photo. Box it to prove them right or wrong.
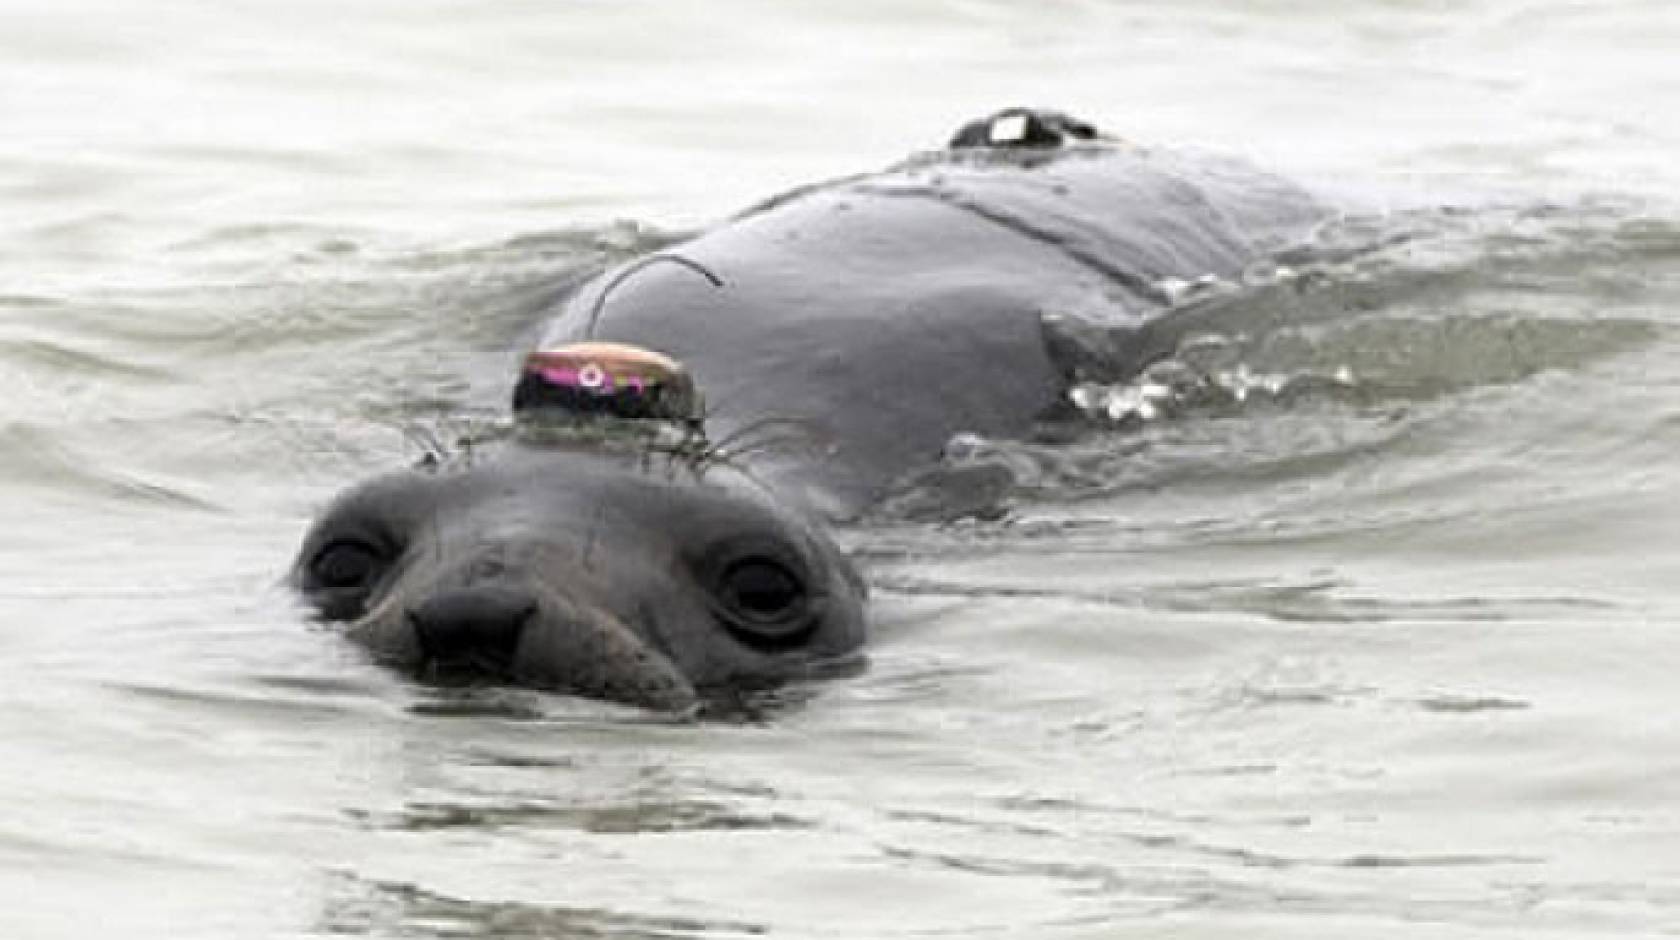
[292,108,1329,713]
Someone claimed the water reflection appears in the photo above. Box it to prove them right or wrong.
[323,874,768,939]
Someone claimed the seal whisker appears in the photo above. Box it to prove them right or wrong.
[701,416,833,462]
[402,423,449,471]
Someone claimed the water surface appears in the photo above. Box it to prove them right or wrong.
[4,1,1680,937]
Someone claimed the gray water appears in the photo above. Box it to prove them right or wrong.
[5,1,1680,937]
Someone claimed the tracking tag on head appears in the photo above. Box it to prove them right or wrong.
[512,341,704,442]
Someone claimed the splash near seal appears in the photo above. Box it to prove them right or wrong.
[512,341,704,448]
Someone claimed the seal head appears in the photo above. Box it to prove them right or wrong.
[292,443,866,714]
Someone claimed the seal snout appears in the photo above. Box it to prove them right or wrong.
[408,586,537,675]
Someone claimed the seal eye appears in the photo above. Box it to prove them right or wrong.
[714,556,816,646]
[724,559,803,618]
[308,539,389,593]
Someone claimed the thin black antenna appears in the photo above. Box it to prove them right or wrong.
[584,253,725,338]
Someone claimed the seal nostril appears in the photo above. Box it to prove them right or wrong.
[408,587,537,673]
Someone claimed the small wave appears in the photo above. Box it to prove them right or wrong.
[870,572,1612,625]
[1062,310,1656,432]
[1056,197,1675,419]
[322,874,767,939]
[887,198,1678,516]
[0,333,179,386]
[0,421,219,510]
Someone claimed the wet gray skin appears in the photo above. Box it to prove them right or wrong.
[293,109,1331,712]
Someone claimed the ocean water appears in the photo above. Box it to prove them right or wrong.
[4,1,1680,937]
